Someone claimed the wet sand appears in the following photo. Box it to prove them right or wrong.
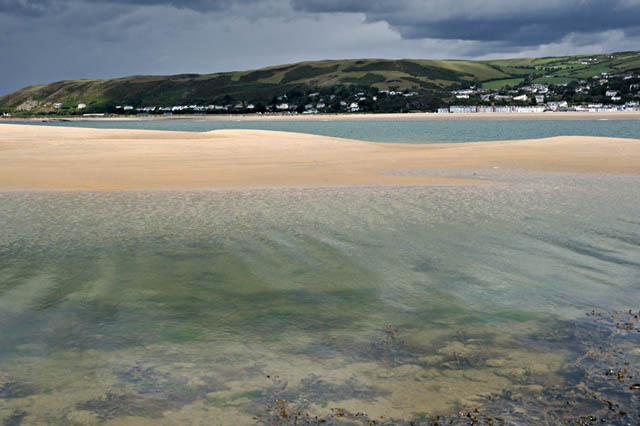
[0,123,639,190]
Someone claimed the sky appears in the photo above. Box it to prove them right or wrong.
[1,0,640,95]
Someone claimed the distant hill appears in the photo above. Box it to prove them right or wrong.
[2,51,640,114]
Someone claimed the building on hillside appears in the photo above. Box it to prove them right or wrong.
[77,103,87,109]
[606,90,619,97]
[53,103,63,109]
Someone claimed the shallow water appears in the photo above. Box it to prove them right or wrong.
[6,118,640,143]
[1,171,639,424]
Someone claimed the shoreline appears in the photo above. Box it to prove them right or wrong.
[3,111,640,123]
[1,124,639,191]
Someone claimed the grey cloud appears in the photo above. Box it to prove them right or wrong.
[86,0,264,12]
[2,0,640,96]
[292,0,640,46]
[0,0,265,17]
[0,0,56,16]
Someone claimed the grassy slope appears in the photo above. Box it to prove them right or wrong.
[1,51,639,113]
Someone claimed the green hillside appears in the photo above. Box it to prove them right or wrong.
[1,51,639,115]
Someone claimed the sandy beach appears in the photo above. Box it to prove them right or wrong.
[1,123,639,190]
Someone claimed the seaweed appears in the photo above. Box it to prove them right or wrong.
[357,323,424,367]
[76,392,170,421]
[0,375,37,399]
[2,411,27,426]
[77,363,229,421]
[117,362,227,396]
[258,400,404,426]
[257,310,640,425]
[244,373,386,421]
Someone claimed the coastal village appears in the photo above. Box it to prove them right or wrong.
[2,65,640,118]
[72,72,640,116]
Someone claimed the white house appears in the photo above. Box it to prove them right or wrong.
[513,95,529,102]
[276,103,289,110]
[456,94,470,99]
[123,106,134,111]
[606,90,619,97]
[450,106,477,113]
[535,95,545,104]
[53,103,63,109]
[77,103,87,109]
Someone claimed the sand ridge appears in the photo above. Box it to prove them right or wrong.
[0,123,639,190]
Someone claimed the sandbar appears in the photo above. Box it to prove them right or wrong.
[0,123,639,190]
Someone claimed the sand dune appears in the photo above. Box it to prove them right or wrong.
[0,124,639,190]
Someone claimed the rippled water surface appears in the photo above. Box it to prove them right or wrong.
[1,172,640,424]
[8,118,640,143]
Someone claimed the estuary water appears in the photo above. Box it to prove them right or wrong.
[1,168,640,424]
[11,118,640,143]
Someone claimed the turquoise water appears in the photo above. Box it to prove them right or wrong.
[1,170,640,424]
[8,118,640,143]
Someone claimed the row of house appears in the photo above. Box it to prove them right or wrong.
[440,102,640,114]
[124,90,392,114]
[52,102,86,109]
[442,106,548,114]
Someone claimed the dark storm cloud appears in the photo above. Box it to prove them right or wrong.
[88,0,265,12]
[292,0,640,46]
[0,0,55,16]
[2,0,640,96]
[0,0,265,17]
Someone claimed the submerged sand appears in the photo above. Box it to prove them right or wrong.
[0,123,639,190]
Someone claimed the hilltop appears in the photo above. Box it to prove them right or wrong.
[1,51,640,115]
